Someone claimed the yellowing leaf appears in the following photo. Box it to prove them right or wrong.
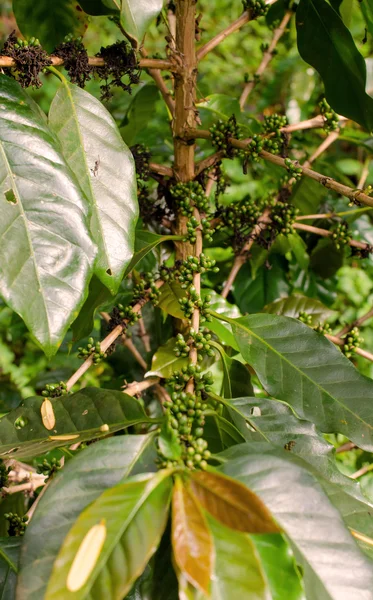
[172,476,213,597]
[41,399,55,431]
[66,520,107,592]
[190,470,280,534]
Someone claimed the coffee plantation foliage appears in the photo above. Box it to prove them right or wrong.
[1,0,373,598]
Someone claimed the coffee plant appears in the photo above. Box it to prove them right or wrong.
[1,0,373,598]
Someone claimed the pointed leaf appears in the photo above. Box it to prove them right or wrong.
[71,275,114,341]
[146,337,189,379]
[120,0,164,44]
[205,290,241,351]
[262,294,335,325]
[158,420,182,461]
[221,448,373,600]
[13,0,88,52]
[190,470,280,534]
[49,81,138,294]
[0,537,21,600]
[17,434,157,600]
[124,231,182,278]
[157,282,186,319]
[0,75,96,356]
[0,387,154,459]
[45,470,172,599]
[296,0,373,130]
[225,312,373,451]
[172,476,213,596]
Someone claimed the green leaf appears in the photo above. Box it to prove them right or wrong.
[78,0,118,15]
[206,517,272,600]
[124,231,182,278]
[203,413,246,453]
[158,420,182,461]
[224,312,373,451]
[204,290,241,351]
[361,0,373,40]
[17,434,157,600]
[287,232,309,270]
[233,260,290,314]
[291,177,328,216]
[210,341,232,398]
[121,83,161,145]
[296,0,373,130]
[120,0,164,44]
[262,294,335,325]
[310,238,344,279]
[45,470,172,599]
[0,387,155,459]
[156,282,186,319]
[221,448,373,600]
[49,80,138,294]
[0,75,96,356]
[146,337,188,379]
[12,0,88,52]
[0,537,21,600]
[71,275,113,342]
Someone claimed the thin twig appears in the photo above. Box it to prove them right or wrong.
[350,463,373,480]
[358,156,371,189]
[0,55,173,70]
[240,11,292,109]
[325,334,373,363]
[293,222,370,250]
[3,477,46,495]
[124,337,148,370]
[123,377,160,396]
[197,12,251,61]
[149,162,173,177]
[336,441,357,454]
[138,315,151,352]
[66,281,163,391]
[337,307,373,338]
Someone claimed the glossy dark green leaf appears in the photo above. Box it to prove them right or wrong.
[226,313,373,451]
[262,294,335,325]
[291,177,328,217]
[361,0,373,40]
[296,0,373,130]
[203,413,246,454]
[0,387,155,459]
[204,291,241,351]
[71,275,113,342]
[310,238,344,279]
[45,470,172,599]
[233,260,290,314]
[221,448,373,600]
[49,80,138,294]
[119,0,164,44]
[12,0,88,52]
[0,537,21,600]
[0,75,96,356]
[287,233,309,269]
[124,231,182,278]
[17,434,157,600]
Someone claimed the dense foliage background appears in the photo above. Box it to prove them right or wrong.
[1,0,373,597]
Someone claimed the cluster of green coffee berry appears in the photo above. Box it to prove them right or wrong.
[242,0,268,18]
[117,304,141,325]
[284,158,303,181]
[298,312,312,326]
[174,328,214,362]
[78,337,107,364]
[299,313,333,334]
[12,37,41,49]
[343,327,363,358]
[157,365,213,469]
[246,135,264,162]
[319,98,339,132]
[133,272,161,305]
[36,457,62,480]
[210,115,242,159]
[175,254,219,290]
[269,200,299,235]
[0,460,11,489]
[179,287,212,322]
[313,322,332,334]
[220,195,264,231]
[170,181,209,217]
[332,221,351,250]
[5,513,28,537]
[41,381,68,399]
[263,113,288,154]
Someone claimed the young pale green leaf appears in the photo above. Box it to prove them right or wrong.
[204,290,241,351]
[12,0,88,51]
[190,470,281,534]
[0,75,96,357]
[221,448,373,600]
[119,0,164,44]
[157,282,186,319]
[0,387,154,459]
[296,0,373,130]
[17,434,157,600]
[0,537,21,600]
[172,476,213,597]
[158,420,182,461]
[263,294,335,325]
[224,312,373,451]
[146,337,189,379]
[287,233,309,270]
[45,470,172,600]
[49,81,138,294]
